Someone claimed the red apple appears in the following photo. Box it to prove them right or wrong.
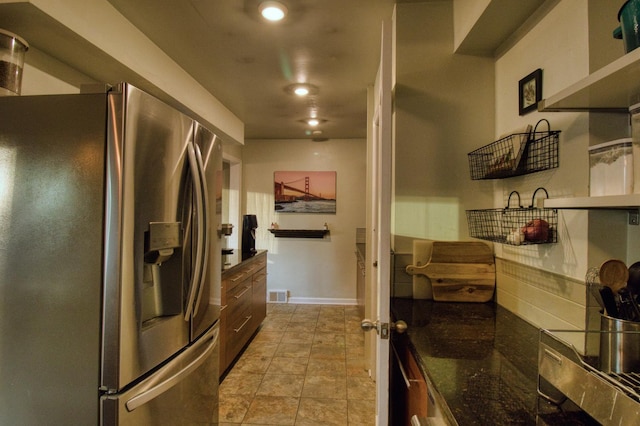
[521,219,550,242]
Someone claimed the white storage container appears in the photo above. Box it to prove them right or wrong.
[589,138,633,196]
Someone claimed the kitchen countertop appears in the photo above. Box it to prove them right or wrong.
[222,249,267,274]
[391,298,599,425]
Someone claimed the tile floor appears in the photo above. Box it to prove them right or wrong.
[219,303,376,425]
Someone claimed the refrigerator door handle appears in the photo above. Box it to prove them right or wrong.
[184,139,205,320]
[124,326,218,412]
[192,142,210,318]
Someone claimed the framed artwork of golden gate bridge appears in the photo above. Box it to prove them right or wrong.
[274,171,337,213]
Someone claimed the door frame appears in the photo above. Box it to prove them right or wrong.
[365,13,393,426]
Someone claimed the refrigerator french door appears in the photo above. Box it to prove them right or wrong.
[0,83,221,425]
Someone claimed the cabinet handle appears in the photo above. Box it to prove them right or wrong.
[391,344,411,389]
[230,273,245,282]
[234,286,251,299]
[233,315,253,333]
[220,304,227,311]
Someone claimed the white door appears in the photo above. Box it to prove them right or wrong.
[363,15,393,426]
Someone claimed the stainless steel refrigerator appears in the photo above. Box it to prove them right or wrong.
[0,83,222,425]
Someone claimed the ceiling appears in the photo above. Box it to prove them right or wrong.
[106,0,396,141]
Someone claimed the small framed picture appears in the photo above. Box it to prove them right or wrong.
[519,68,542,115]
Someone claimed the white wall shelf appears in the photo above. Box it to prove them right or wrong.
[453,0,548,56]
[544,194,640,210]
[543,195,640,225]
[539,47,640,112]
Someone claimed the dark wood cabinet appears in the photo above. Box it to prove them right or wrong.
[220,251,267,376]
[390,334,428,425]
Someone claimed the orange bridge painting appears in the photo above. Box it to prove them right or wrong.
[274,171,337,213]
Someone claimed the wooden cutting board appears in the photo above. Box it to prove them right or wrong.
[406,241,495,302]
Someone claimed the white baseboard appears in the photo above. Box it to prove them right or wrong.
[287,296,357,305]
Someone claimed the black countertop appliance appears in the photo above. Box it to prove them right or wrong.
[241,214,258,256]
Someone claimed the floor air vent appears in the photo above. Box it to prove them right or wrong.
[268,290,288,303]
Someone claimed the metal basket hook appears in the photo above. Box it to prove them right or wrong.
[530,187,550,208]
[506,191,522,209]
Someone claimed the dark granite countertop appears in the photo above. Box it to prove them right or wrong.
[222,249,267,275]
[391,298,599,425]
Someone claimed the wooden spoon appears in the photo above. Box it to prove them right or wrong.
[599,259,628,294]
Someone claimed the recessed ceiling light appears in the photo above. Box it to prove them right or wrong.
[299,118,326,127]
[259,1,288,22]
[284,83,318,97]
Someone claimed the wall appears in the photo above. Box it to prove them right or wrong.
[243,138,366,303]
[493,0,631,334]
[393,1,495,253]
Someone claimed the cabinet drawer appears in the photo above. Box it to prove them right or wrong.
[252,274,267,329]
[226,306,254,363]
[391,339,428,425]
[252,266,267,284]
[224,269,250,293]
[227,278,252,325]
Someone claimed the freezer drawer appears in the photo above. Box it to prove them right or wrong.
[101,323,219,425]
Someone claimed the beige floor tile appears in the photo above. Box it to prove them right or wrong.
[252,330,284,344]
[346,358,370,378]
[275,342,312,358]
[310,344,346,360]
[346,345,364,359]
[220,372,264,397]
[243,341,279,358]
[263,311,292,320]
[306,358,347,377]
[347,399,376,425]
[218,393,251,423]
[291,311,320,321]
[295,397,348,426]
[232,354,272,375]
[281,330,315,344]
[316,319,346,333]
[313,332,346,347]
[294,305,322,313]
[219,303,375,425]
[285,321,316,333]
[268,304,297,314]
[260,318,291,332]
[347,377,376,400]
[256,373,305,397]
[301,376,347,399]
[320,305,345,314]
[267,356,309,375]
[345,332,364,347]
[242,396,299,425]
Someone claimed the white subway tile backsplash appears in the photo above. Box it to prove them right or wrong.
[496,258,588,335]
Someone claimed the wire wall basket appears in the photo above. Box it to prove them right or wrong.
[466,188,557,246]
[468,119,560,180]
